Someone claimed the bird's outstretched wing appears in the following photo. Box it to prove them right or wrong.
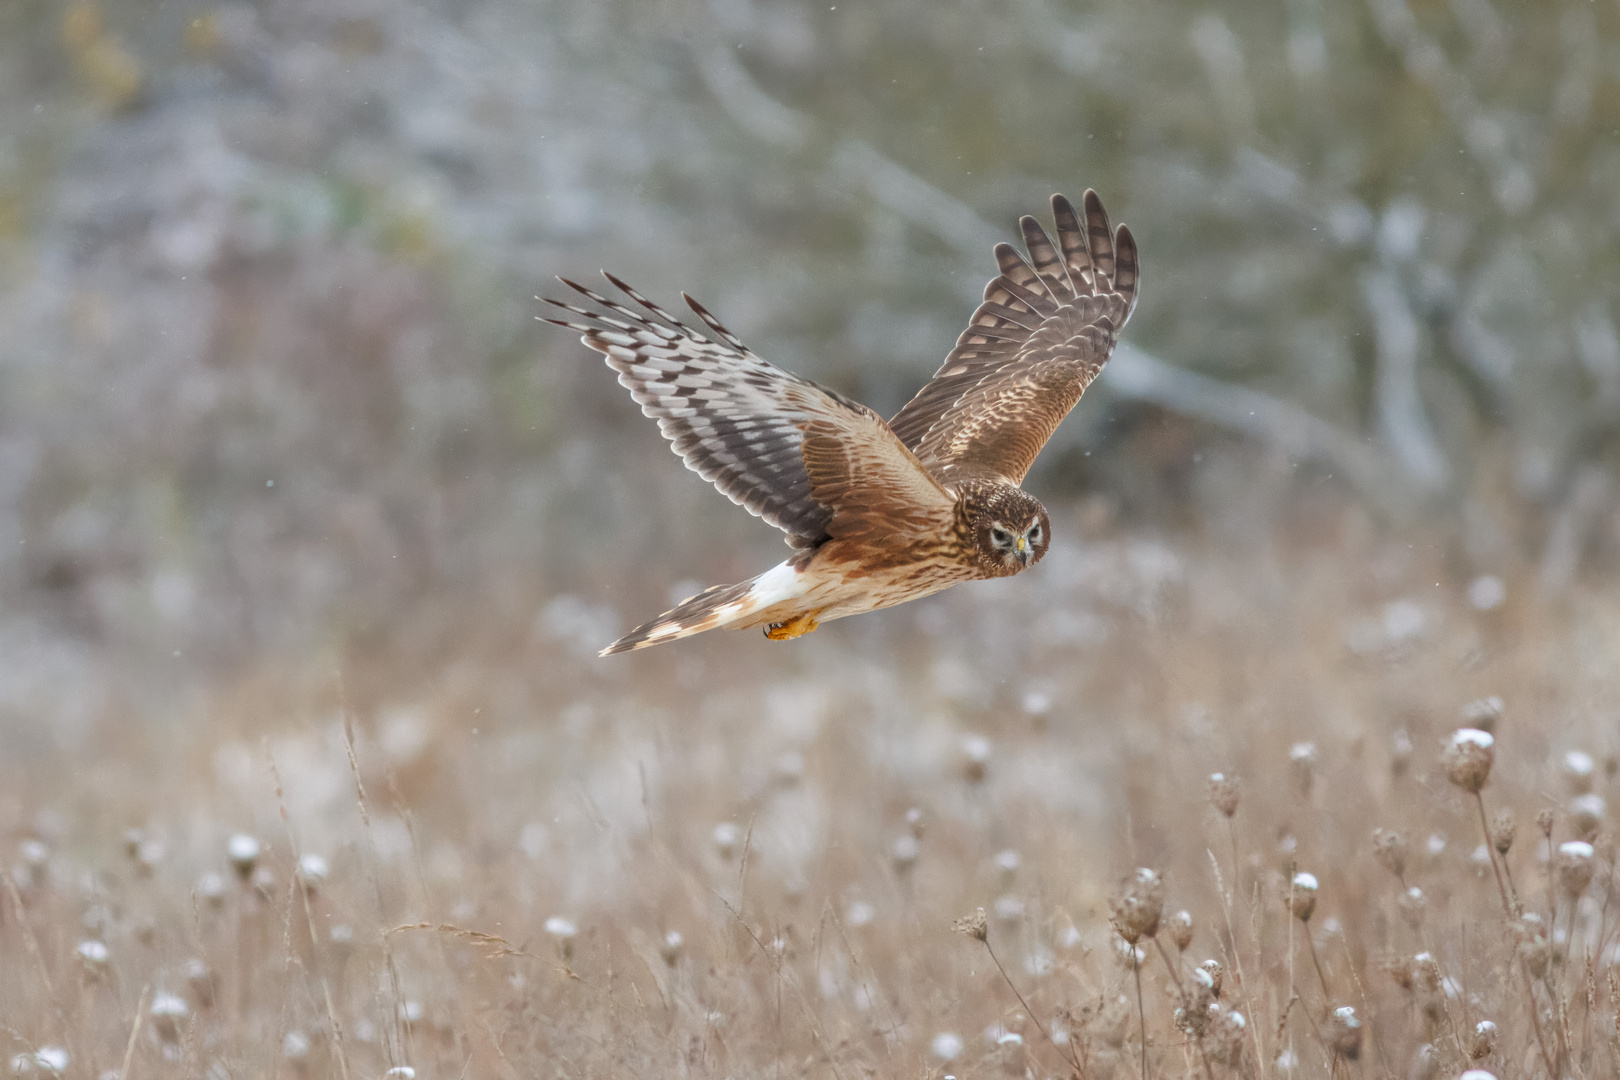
[888,190,1138,485]
[542,274,950,548]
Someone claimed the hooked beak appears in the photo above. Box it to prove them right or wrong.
[1015,535,1030,566]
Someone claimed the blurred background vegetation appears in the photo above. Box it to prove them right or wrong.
[1,0,1618,733]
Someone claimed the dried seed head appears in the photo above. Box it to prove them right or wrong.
[1470,1019,1498,1060]
[1490,809,1515,855]
[1461,696,1503,733]
[1557,840,1596,897]
[1568,793,1605,841]
[1290,742,1317,796]
[1372,828,1407,878]
[1289,871,1318,922]
[1108,867,1165,944]
[1407,1043,1440,1080]
[1397,886,1426,929]
[1209,773,1241,817]
[1200,958,1223,998]
[953,907,989,942]
[1444,729,1495,793]
[1536,807,1555,837]
[227,834,260,880]
[1515,915,1550,978]
[1329,1006,1362,1060]
[1167,909,1194,952]
[1382,954,1414,991]
[1564,751,1596,795]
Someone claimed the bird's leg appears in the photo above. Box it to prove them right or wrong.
[764,611,821,641]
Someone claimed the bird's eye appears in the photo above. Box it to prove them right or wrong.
[1028,524,1042,542]
[991,528,1010,545]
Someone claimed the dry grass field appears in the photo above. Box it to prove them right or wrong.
[6,1,1620,1077]
[4,493,1619,1080]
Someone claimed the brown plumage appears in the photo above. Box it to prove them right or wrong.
[541,190,1138,654]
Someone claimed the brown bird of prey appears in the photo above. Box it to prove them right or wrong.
[542,190,1138,655]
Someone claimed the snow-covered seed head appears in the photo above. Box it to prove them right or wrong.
[185,958,216,1008]
[962,734,991,783]
[1207,1006,1246,1067]
[545,915,578,958]
[892,833,919,873]
[994,848,1020,885]
[1568,794,1606,841]
[712,822,741,858]
[1564,750,1596,795]
[1461,696,1503,733]
[1290,743,1317,796]
[1108,867,1165,945]
[76,940,110,978]
[1176,965,1217,1036]
[1490,809,1516,855]
[1398,886,1426,929]
[905,806,924,838]
[283,1030,310,1062]
[1329,1006,1362,1059]
[1289,872,1318,922]
[297,853,329,892]
[12,1048,68,1076]
[1557,841,1596,897]
[1408,1043,1440,1080]
[1372,828,1407,879]
[1459,1071,1498,1080]
[1199,958,1223,999]
[1470,1019,1498,1060]
[196,871,228,910]
[383,1069,416,1079]
[227,834,260,880]
[1168,909,1194,952]
[660,930,683,966]
[1391,729,1414,777]
[953,907,989,943]
[1209,773,1241,818]
[150,992,189,1042]
[1444,729,1495,794]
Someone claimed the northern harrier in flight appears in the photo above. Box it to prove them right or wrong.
[543,190,1138,654]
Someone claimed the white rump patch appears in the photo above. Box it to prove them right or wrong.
[747,561,809,608]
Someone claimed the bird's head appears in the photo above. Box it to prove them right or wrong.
[972,488,1050,577]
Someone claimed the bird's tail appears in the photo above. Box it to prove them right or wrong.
[600,562,808,655]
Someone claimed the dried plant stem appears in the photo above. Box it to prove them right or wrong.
[1304,929,1332,1006]
[981,934,1074,1076]
[1209,847,1266,1077]
[1474,793,1517,914]
[1132,950,1148,1080]
[1154,938,1217,1080]
[119,984,150,1080]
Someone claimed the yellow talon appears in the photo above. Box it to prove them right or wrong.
[764,613,821,641]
